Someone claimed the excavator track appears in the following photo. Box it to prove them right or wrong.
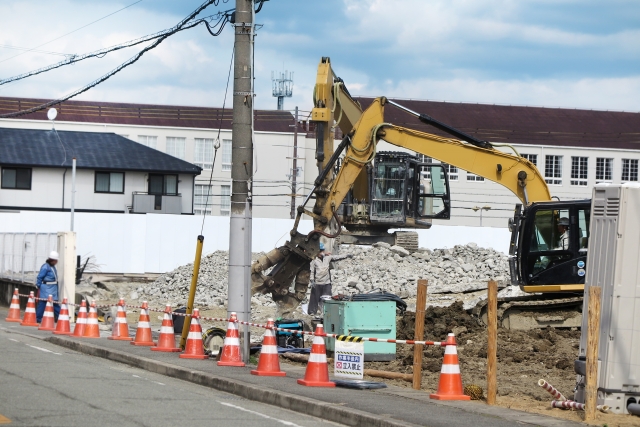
[472,294,584,330]
[394,231,419,253]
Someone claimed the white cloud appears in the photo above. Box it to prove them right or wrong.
[0,0,638,115]
[357,76,640,112]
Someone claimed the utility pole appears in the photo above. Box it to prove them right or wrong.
[228,0,254,363]
[290,106,298,219]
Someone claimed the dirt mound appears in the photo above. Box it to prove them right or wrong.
[397,300,481,341]
[368,301,581,403]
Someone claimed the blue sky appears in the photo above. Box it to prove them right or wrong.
[0,0,639,113]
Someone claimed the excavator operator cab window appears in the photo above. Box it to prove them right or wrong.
[578,208,590,253]
[371,162,406,222]
[416,164,450,219]
[528,209,573,276]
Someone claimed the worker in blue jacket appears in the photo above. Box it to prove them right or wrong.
[36,251,61,323]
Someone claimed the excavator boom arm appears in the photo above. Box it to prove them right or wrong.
[320,97,551,220]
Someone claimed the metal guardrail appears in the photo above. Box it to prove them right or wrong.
[0,233,58,284]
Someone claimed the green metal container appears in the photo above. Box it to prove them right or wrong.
[323,299,396,361]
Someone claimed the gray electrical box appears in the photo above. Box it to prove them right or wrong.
[574,183,640,414]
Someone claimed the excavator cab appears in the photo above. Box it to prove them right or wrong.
[510,200,592,292]
[369,152,450,225]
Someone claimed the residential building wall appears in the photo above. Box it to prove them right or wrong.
[0,165,195,214]
[0,118,298,218]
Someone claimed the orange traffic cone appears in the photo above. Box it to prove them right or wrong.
[218,312,245,367]
[5,288,21,322]
[297,324,334,387]
[20,292,39,327]
[131,301,155,346]
[72,300,88,337]
[151,304,181,352]
[180,308,207,360]
[108,298,132,341]
[430,333,470,401]
[82,301,101,338]
[53,298,72,335]
[251,318,285,376]
[38,295,56,331]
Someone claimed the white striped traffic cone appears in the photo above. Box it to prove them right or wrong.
[108,298,132,341]
[20,292,39,327]
[430,333,470,400]
[53,298,72,335]
[180,308,207,360]
[5,288,21,322]
[151,304,181,352]
[251,318,285,376]
[297,324,334,387]
[217,312,245,367]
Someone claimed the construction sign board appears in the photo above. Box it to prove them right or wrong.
[334,340,364,379]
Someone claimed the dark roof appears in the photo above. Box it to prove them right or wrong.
[0,127,201,174]
[355,97,640,151]
[0,97,294,133]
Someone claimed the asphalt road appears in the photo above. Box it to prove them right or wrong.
[0,329,342,427]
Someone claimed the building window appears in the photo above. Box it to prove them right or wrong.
[166,137,186,159]
[570,157,588,186]
[194,138,214,170]
[443,163,458,181]
[148,174,178,196]
[622,159,639,182]
[596,158,613,183]
[194,184,213,215]
[95,171,124,193]
[521,154,537,166]
[1,167,31,190]
[220,185,231,215]
[466,173,484,182]
[415,153,433,164]
[545,155,562,185]
[222,139,232,171]
[138,135,157,149]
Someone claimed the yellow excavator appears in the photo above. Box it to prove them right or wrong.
[252,58,589,328]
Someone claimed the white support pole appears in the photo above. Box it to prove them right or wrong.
[70,158,76,232]
[57,232,76,322]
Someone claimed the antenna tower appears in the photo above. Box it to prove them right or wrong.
[271,70,293,110]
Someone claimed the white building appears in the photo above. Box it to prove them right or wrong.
[2,96,639,228]
[0,127,200,214]
[0,97,301,219]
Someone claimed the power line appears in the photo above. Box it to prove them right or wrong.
[0,0,144,65]
[0,44,69,58]
[0,0,228,119]
[0,13,228,87]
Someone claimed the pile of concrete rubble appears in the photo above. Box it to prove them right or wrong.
[136,243,510,309]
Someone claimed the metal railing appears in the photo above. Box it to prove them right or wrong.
[0,233,58,284]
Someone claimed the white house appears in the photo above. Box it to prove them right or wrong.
[0,127,201,214]
[0,97,299,219]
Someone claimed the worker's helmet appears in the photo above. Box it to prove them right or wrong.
[319,242,325,251]
[558,217,570,226]
[49,251,59,261]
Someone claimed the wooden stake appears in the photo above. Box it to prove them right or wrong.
[412,279,428,390]
[585,286,602,421]
[487,280,498,405]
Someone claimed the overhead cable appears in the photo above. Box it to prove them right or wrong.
[0,13,229,87]
[0,0,144,65]
[0,0,227,119]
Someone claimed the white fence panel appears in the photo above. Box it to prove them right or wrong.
[0,212,509,275]
[0,233,58,283]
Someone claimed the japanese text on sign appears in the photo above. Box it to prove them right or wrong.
[334,340,364,379]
